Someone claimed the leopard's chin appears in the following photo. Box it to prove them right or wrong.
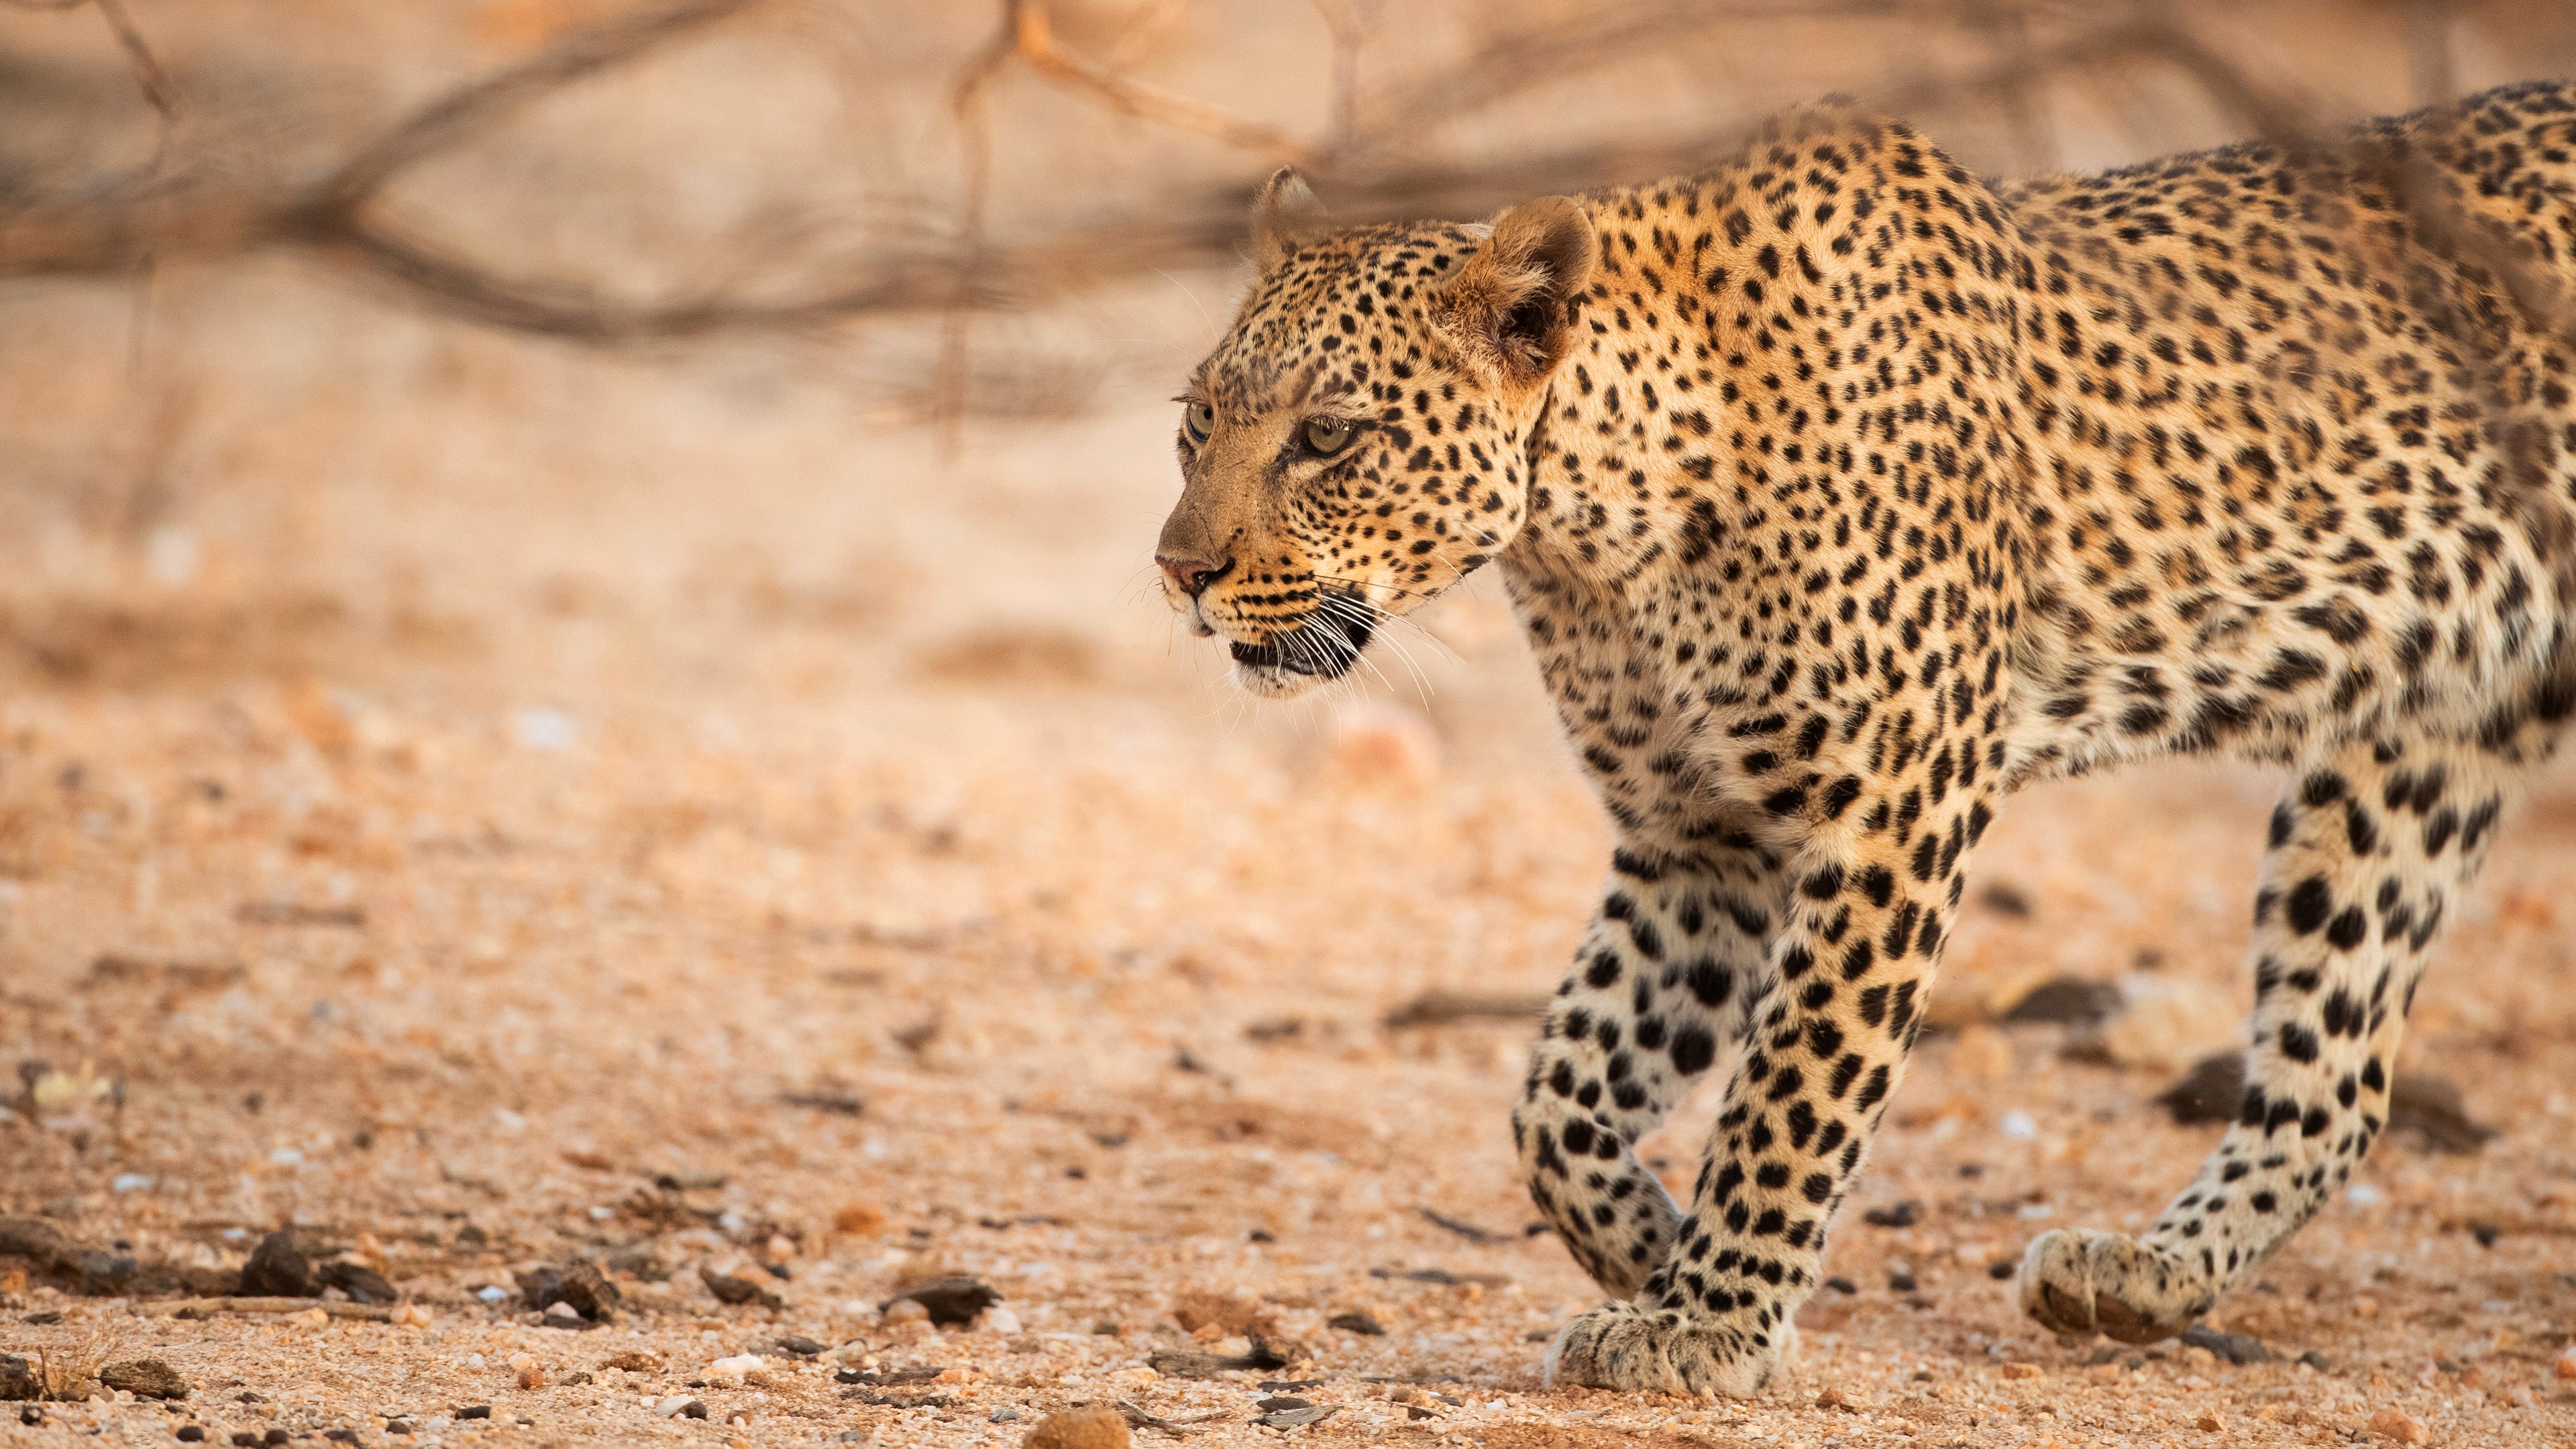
[1223,606,1375,697]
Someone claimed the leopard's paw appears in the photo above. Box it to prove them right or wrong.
[2019,1228,2205,1344]
[1542,1301,1790,1398]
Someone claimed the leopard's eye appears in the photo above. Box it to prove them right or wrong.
[1181,401,1215,446]
[1302,416,1358,455]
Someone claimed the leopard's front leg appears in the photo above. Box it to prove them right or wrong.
[1547,802,1986,1396]
[1514,846,1786,1298]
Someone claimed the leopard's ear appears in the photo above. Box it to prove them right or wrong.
[1252,167,1326,276]
[1430,196,1597,388]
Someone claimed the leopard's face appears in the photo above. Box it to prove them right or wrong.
[1155,179,1597,698]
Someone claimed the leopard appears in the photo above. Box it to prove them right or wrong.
[1150,79,2576,1397]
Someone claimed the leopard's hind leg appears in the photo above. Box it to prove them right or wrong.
[2022,715,2555,1342]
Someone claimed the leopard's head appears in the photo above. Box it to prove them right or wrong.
[1155,170,1597,698]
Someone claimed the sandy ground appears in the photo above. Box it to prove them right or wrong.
[0,299,2573,1449]
[3,5,2576,1442]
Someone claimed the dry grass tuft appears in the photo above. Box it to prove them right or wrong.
[32,1324,116,1402]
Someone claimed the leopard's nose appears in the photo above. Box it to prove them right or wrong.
[1158,554,1232,598]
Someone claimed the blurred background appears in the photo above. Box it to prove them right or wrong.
[1,2,2573,1438]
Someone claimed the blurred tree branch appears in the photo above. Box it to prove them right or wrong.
[0,0,2568,356]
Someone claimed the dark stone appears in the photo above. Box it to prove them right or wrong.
[2299,1350,2331,1372]
[1327,1311,1385,1335]
[1825,1277,1857,1295]
[262,1431,289,1446]
[0,1215,77,1269]
[1978,881,2033,918]
[176,1427,207,1442]
[1986,1257,2016,1281]
[774,1336,826,1358]
[2389,1074,2498,1153]
[229,1435,260,1448]
[318,1260,398,1305]
[517,1263,621,1321]
[883,1276,998,1326]
[1147,1337,1289,1379]
[2157,1052,2247,1126]
[679,1401,708,1419]
[76,1249,141,1295]
[21,1311,60,1326]
[700,1267,782,1311]
[2469,1221,2500,1248]
[2000,975,2124,1026]
[2159,1053,2499,1151]
[1887,1271,1918,1292]
[101,1359,190,1400]
[325,1432,359,1444]
[455,1405,492,1421]
[239,1232,315,1297]
[1862,1200,1921,1228]
[0,1354,39,1401]
[1091,1320,1120,1336]
[2180,1324,2269,1365]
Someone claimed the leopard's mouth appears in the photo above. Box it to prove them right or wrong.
[1228,602,1375,681]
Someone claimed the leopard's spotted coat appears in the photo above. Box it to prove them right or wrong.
[1152,80,2576,1395]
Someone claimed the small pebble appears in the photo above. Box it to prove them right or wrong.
[882,1298,930,1326]
[101,1358,191,1401]
[455,1406,491,1421]
[2196,1409,2225,1432]
[706,1354,765,1386]
[886,1276,1000,1325]
[1327,1311,1385,1335]
[2555,1344,2576,1380]
[175,1429,205,1443]
[991,1408,1021,1422]
[1888,1271,1918,1292]
[2367,1409,2430,1444]
[1999,1362,2041,1379]
[981,1305,1022,1334]
[1824,1277,1857,1295]
[2180,1324,2269,1366]
[1022,1405,1130,1449]
[2300,1350,2332,1372]
[680,1401,710,1420]
[239,1232,315,1297]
